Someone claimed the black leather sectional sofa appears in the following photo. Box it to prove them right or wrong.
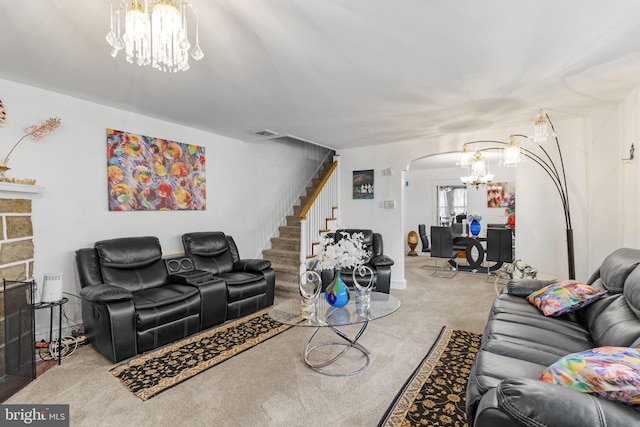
[466,248,640,426]
[75,233,274,363]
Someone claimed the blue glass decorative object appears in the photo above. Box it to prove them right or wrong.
[325,270,350,308]
[470,219,481,237]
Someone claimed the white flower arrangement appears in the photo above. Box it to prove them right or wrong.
[467,212,482,222]
[313,231,371,271]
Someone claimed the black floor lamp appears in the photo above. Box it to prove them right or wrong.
[457,109,575,280]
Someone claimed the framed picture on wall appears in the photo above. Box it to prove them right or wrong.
[487,182,515,208]
[106,129,206,211]
[353,169,374,199]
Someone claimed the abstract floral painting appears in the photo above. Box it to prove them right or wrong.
[106,129,206,211]
[487,182,515,208]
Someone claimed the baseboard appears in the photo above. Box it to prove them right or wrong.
[390,278,407,290]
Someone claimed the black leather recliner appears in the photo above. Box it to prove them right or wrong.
[181,232,275,320]
[76,236,226,363]
[319,229,394,294]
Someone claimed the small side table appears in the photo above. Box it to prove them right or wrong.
[33,297,69,365]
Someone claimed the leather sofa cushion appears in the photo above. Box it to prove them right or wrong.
[578,266,640,347]
[132,284,199,310]
[135,284,201,330]
[101,258,170,292]
[625,264,640,317]
[591,247,640,294]
[95,236,163,268]
[334,229,378,261]
[183,232,229,257]
[579,294,640,347]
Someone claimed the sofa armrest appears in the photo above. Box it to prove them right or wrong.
[474,378,640,427]
[506,278,556,297]
[370,254,394,267]
[234,259,271,273]
[79,284,132,303]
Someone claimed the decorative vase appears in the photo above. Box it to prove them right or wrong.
[325,270,350,308]
[470,219,481,237]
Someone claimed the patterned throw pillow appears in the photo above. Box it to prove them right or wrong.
[539,347,640,405]
[526,280,607,317]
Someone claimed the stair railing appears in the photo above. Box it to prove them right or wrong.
[299,156,339,274]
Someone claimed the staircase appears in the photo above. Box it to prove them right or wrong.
[262,154,337,298]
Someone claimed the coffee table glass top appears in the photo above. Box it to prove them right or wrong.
[269,292,401,327]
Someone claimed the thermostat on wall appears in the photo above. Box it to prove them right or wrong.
[384,200,396,209]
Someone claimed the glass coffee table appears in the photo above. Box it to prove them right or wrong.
[269,292,401,376]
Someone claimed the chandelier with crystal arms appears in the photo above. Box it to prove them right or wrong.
[106,0,204,73]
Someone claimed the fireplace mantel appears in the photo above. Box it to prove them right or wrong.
[0,182,46,196]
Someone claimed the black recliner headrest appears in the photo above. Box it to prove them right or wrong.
[182,232,229,257]
[95,236,162,269]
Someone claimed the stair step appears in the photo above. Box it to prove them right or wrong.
[286,215,301,226]
[278,225,300,238]
[263,248,299,264]
[275,280,299,299]
[271,262,302,283]
[270,237,300,251]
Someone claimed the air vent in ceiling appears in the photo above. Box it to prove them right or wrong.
[252,129,279,137]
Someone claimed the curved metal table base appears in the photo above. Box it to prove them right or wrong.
[303,321,371,376]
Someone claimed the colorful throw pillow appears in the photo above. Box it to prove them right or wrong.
[526,280,606,317]
[539,347,640,405]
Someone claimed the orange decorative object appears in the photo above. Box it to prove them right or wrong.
[407,231,419,256]
[508,213,516,228]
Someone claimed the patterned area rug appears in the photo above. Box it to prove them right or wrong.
[379,327,482,427]
[111,308,291,401]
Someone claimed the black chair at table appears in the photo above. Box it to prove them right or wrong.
[485,228,513,274]
[430,226,459,275]
[418,224,430,253]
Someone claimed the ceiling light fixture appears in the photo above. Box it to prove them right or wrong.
[460,151,494,189]
[106,0,204,73]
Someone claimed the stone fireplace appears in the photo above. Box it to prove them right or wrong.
[0,189,41,399]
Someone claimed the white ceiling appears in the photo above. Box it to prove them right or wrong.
[2,1,640,150]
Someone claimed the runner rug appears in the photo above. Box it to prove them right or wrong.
[378,327,482,427]
[110,308,291,401]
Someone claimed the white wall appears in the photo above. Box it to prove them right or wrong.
[0,78,329,338]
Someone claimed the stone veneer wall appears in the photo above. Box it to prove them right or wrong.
[0,198,35,377]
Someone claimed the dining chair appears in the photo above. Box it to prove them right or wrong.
[430,226,459,276]
[485,228,513,275]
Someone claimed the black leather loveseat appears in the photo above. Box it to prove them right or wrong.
[76,234,275,363]
[466,248,640,426]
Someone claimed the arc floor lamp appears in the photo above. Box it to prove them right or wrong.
[457,110,575,280]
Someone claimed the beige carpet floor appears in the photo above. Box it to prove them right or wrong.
[6,256,503,426]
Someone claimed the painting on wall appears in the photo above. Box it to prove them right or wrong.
[106,129,206,211]
[487,182,515,208]
[353,169,374,199]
